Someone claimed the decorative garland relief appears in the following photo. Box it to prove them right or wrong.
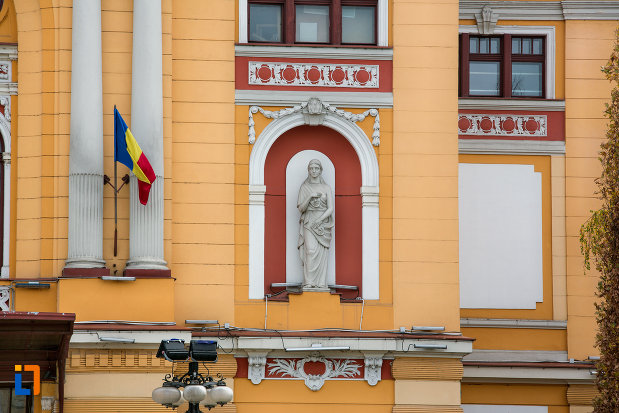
[248,97,380,146]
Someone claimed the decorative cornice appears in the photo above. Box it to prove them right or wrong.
[459,139,565,156]
[463,350,568,363]
[460,1,619,21]
[562,1,619,20]
[236,45,393,60]
[459,99,565,112]
[463,364,596,384]
[461,318,568,329]
[236,90,394,108]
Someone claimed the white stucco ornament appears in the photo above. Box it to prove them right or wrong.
[267,357,361,391]
[247,351,269,385]
[248,97,380,146]
[0,286,9,310]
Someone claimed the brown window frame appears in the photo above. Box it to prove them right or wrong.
[248,0,378,46]
[460,33,546,99]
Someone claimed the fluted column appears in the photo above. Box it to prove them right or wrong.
[126,0,167,271]
[65,0,105,271]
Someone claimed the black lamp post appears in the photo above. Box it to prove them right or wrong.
[151,339,233,412]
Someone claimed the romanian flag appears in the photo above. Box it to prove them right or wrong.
[114,108,156,205]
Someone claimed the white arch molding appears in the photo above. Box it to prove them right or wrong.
[0,97,10,278]
[248,112,380,300]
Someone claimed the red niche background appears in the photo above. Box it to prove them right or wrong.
[264,125,362,298]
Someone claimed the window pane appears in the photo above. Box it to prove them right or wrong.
[0,389,10,413]
[469,61,500,96]
[296,5,329,43]
[470,37,478,53]
[249,4,282,42]
[10,389,26,413]
[512,37,521,54]
[479,37,489,53]
[342,6,375,44]
[532,38,543,54]
[522,38,532,54]
[512,62,543,97]
[490,38,500,54]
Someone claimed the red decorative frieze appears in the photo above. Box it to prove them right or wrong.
[458,114,547,137]
[235,56,392,92]
[249,61,379,88]
[266,357,363,390]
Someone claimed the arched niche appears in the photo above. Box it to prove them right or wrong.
[248,111,379,300]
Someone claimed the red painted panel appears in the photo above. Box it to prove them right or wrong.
[236,56,393,93]
[458,109,565,141]
[264,125,362,298]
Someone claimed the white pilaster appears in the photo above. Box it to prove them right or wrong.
[1,151,9,277]
[127,0,167,270]
[66,0,105,269]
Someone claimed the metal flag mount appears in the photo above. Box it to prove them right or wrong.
[103,104,130,257]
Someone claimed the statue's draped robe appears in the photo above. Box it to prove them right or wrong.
[298,180,333,288]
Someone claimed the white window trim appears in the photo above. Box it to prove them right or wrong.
[248,111,380,300]
[240,0,388,46]
[459,25,556,100]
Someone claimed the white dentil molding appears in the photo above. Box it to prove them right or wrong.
[247,101,380,300]
[460,25,555,100]
[459,139,565,156]
[238,0,389,46]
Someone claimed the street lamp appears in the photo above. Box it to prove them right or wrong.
[152,339,233,412]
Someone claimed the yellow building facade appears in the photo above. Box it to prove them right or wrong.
[0,0,615,412]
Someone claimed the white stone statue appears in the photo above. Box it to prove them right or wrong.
[297,159,334,289]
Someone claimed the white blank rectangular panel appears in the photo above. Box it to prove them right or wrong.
[459,163,543,309]
[463,405,547,413]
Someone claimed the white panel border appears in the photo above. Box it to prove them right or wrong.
[248,112,379,300]
[459,25,556,100]
[239,0,388,46]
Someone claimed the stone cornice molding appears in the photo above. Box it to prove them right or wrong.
[209,335,473,358]
[235,45,393,60]
[459,98,565,112]
[460,0,619,21]
[235,90,394,108]
[463,364,595,384]
[461,318,568,329]
[459,139,565,156]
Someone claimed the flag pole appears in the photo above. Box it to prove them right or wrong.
[113,105,118,257]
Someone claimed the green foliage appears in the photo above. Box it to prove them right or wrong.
[579,28,619,413]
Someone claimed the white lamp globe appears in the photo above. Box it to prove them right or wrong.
[199,388,216,408]
[172,390,185,407]
[183,384,207,403]
[152,386,182,406]
[210,385,233,405]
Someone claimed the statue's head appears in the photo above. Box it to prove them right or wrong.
[308,159,323,178]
